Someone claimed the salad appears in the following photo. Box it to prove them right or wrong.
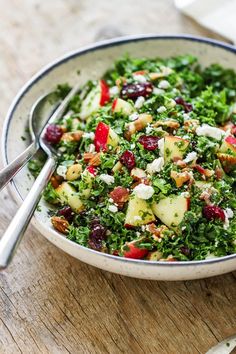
[31,54,236,261]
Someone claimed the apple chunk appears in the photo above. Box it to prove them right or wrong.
[94,122,119,151]
[80,80,110,120]
[56,182,84,213]
[164,136,190,162]
[125,195,155,227]
[219,136,236,155]
[152,194,189,228]
[112,98,134,115]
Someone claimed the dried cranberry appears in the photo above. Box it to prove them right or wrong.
[203,205,225,222]
[119,150,136,170]
[120,82,153,101]
[180,246,191,256]
[57,206,74,223]
[89,222,107,251]
[44,124,63,144]
[175,97,193,113]
[138,135,160,151]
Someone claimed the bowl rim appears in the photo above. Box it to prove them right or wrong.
[2,33,236,268]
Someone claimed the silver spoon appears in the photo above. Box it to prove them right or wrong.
[0,91,60,191]
[0,84,80,269]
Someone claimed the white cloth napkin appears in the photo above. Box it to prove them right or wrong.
[175,0,236,44]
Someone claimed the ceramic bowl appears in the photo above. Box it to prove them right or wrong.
[2,35,236,280]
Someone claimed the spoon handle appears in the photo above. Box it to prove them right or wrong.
[0,142,37,191]
[0,156,56,269]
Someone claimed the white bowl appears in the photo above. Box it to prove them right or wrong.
[2,34,236,280]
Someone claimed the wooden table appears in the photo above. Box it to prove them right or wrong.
[0,1,235,353]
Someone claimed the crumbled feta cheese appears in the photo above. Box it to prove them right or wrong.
[157,106,167,113]
[181,192,190,198]
[147,157,164,174]
[225,208,234,219]
[183,151,197,163]
[182,226,186,231]
[166,99,176,108]
[160,66,173,76]
[183,113,191,121]
[108,205,118,213]
[130,143,135,149]
[205,253,218,260]
[158,138,165,157]
[158,80,170,89]
[136,231,141,237]
[145,124,153,134]
[88,143,95,153]
[134,96,145,109]
[133,74,147,83]
[133,183,154,200]
[129,112,139,121]
[134,215,142,221]
[99,174,115,185]
[196,124,226,141]
[83,132,95,140]
[109,86,119,96]
[108,198,114,203]
[56,165,67,178]
[153,87,164,95]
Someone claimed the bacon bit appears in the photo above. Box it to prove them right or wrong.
[109,187,129,209]
[170,170,192,188]
[146,224,168,240]
[153,120,180,130]
[51,216,69,234]
[61,130,84,142]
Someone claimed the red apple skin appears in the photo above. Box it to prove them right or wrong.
[94,122,109,152]
[123,241,148,259]
[86,166,97,176]
[225,136,236,145]
[100,80,110,106]
[111,98,118,111]
[194,164,206,175]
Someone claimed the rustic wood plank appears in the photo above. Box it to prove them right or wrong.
[0,1,235,353]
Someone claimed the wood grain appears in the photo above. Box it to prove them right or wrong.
[0,1,235,353]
